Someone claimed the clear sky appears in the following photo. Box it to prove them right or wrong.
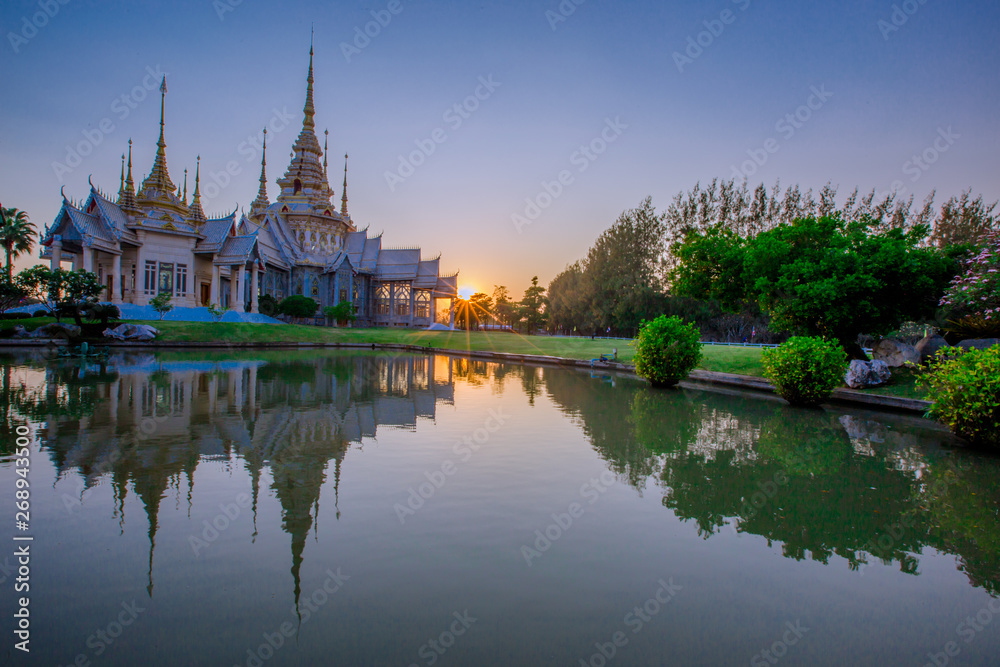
[1,0,998,297]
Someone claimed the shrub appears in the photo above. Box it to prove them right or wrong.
[84,303,120,325]
[762,336,848,407]
[32,309,47,318]
[919,346,1000,448]
[258,294,279,317]
[0,312,31,320]
[279,295,319,318]
[150,292,173,320]
[207,303,228,323]
[633,315,703,388]
[323,301,357,325]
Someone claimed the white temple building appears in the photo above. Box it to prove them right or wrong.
[40,44,458,327]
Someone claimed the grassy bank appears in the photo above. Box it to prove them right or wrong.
[0,318,926,399]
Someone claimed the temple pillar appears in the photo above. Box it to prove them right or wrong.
[50,236,62,270]
[111,254,122,304]
[250,264,259,314]
[449,298,456,329]
[134,243,147,306]
[232,266,245,313]
[210,265,220,307]
[82,245,94,273]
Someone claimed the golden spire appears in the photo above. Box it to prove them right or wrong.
[118,154,126,199]
[303,30,316,131]
[187,156,206,223]
[182,169,188,207]
[323,129,328,176]
[341,154,349,217]
[120,139,139,212]
[276,37,331,207]
[251,128,270,214]
[139,76,178,199]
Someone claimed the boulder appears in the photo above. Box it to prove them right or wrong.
[957,338,1000,352]
[915,334,950,364]
[103,323,159,341]
[872,338,920,368]
[844,359,892,389]
[10,325,29,339]
[30,322,81,339]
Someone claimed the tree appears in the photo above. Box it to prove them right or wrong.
[0,208,37,280]
[517,276,547,333]
[279,295,319,318]
[584,197,669,334]
[323,301,357,326]
[17,266,105,324]
[938,228,1000,336]
[454,294,491,330]
[207,303,228,323]
[150,292,173,320]
[492,285,515,328]
[672,216,957,358]
[546,262,592,334]
[0,274,28,315]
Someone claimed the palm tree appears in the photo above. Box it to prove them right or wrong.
[0,207,37,280]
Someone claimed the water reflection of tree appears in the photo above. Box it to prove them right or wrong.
[547,368,1000,593]
[920,455,1000,595]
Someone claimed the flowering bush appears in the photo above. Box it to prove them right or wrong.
[939,229,1000,335]
[919,346,1000,448]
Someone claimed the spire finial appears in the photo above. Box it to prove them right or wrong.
[323,129,329,175]
[341,153,349,217]
[188,155,206,223]
[182,168,188,206]
[157,76,167,155]
[139,77,177,198]
[252,128,270,214]
[303,36,316,130]
[121,139,138,212]
[119,154,126,198]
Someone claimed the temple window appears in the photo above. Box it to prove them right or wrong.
[144,261,157,295]
[376,284,390,315]
[175,264,188,296]
[415,291,430,319]
[394,283,411,317]
[293,179,302,194]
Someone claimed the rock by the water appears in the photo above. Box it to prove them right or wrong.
[103,324,159,341]
[10,325,29,339]
[872,338,921,367]
[915,334,950,364]
[957,338,1000,351]
[844,359,892,389]
[30,323,81,339]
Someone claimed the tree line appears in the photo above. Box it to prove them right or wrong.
[543,180,998,342]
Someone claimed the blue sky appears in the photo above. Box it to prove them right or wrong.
[2,0,998,296]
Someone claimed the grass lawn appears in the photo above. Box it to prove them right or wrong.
[0,318,928,399]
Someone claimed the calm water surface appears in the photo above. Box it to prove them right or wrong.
[0,349,998,666]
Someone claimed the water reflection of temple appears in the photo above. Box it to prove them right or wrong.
[32,352,456,602]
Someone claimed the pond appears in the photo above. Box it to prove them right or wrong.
[0,349,998,666]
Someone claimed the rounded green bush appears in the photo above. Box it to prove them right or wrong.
[762,336,847,407]
[633,315,703,388]
[919,345,1000,448]
[279,295,319,318]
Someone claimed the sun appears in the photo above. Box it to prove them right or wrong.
[458,286,477,299]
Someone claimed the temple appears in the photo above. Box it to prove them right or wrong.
[39,44,459,327]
